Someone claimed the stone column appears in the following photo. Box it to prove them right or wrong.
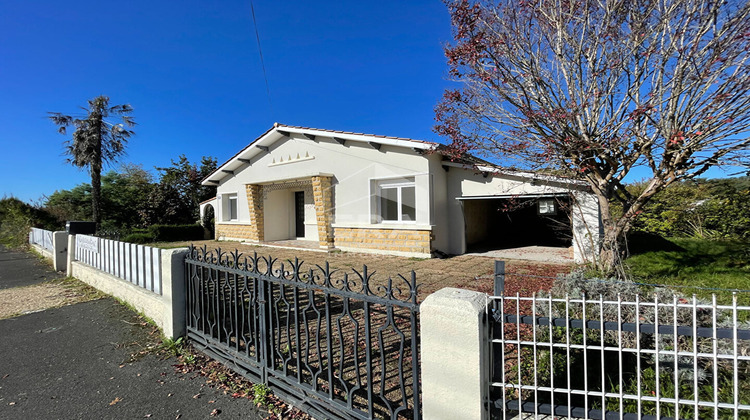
[245,184,264,242]
[311,175,334,249]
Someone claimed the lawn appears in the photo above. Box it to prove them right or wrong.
[625,236,750,305]
[152,240,572,302]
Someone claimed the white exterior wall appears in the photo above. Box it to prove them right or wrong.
[427,154,450,253]
[215,134,434,233]
[571,191,602,264]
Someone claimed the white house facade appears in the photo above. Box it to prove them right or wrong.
[200,124,602,263]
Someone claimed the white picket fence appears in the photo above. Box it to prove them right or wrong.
[30,227,54,252]
[75,234,162,294]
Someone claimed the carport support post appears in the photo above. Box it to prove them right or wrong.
[421,288,489,420]
[66,234,76,277]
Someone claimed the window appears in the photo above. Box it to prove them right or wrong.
[228,196,238,220]
[222,193,238,221]
[538,198,556,215]
[376,178,416,222]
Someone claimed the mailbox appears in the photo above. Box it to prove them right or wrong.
[65,221,97,235]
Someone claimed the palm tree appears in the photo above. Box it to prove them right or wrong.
[49,95,136,227]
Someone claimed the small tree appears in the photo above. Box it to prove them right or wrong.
[49,96,136,227]
[140,155,217,226]
[436,0,750,272]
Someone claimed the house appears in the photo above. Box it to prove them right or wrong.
[200,123,601,263]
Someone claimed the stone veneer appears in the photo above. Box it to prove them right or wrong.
[245,184,264,242]
[312,176,334,249]
[333,227,432,256]
[216,223,257,241]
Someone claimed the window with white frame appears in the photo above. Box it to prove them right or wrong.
[538,198,556,215]
[223,193,238,221]
[375,178,416,223]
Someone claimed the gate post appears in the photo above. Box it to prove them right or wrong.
[161,248,189,339]
[420,287,489,420]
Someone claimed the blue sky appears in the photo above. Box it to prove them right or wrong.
[0,0,454,202]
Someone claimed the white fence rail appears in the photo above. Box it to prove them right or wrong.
[30,227,54,252]
[488,292,750,419]
[74,234,162,294]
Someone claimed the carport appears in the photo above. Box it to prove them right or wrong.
[459,193,573,253]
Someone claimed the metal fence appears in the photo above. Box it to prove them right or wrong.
[74,234,162,294]
[30,227,54,252]
[488,265,750,419]
[185,245,421,420]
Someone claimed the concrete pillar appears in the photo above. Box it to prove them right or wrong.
[52,231,69,272]
[66,234,76,277]
[245,184,265,242]
[311,175,334,249]
[420,287,489,420]
[160,248,189,339]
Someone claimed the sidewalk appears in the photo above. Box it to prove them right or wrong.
[0,245,62,290]
[0,245,267,419]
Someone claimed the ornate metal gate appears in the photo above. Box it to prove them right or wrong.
[184,246,421,420]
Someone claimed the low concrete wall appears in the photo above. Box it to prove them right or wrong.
[69,246,188,339]
[421,287,489,420]
[30,243,54,264]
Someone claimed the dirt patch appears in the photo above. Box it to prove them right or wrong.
[0,279,104,320]
[157,240,573,301]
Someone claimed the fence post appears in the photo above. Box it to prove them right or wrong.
[52,231,69,272]
[66,234,76,277]
[421,287,489,420]
[160,248,189,339]
[494,260,505,296]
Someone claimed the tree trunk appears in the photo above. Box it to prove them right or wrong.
[593,190,627,276]
[91,165,101,228]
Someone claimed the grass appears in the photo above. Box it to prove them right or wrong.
[626,236,750,305]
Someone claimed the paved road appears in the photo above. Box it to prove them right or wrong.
[0,245,63,290]
[0,247,267,420]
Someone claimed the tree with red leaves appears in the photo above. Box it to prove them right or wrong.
[436,0,750,273]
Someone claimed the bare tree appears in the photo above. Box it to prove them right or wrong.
[436,0,750,272]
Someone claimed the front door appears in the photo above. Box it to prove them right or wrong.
[294,191,305,238]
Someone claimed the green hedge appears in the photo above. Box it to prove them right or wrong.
[122,232,155,244]
[122,224,205,244]
[147,224,205,242]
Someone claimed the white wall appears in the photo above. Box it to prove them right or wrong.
[571,191,602,264]
[264,189,291,241]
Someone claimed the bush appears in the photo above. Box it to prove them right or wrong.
[0,197,59,248]
[121,232,155,244]
[147,224,205,242]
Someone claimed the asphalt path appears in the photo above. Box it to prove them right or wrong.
[0,246,267,420]
[0,245,63,290]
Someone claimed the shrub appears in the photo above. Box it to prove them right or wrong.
[0,197,59,248]
[121,232,155,244]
